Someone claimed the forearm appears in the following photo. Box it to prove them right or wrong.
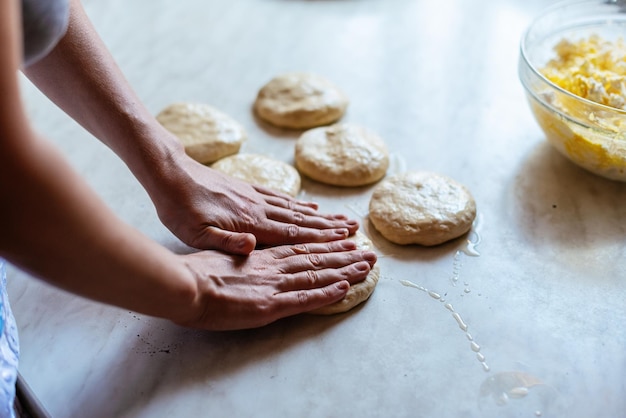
[22,0,180,193]
[0,129,197,323]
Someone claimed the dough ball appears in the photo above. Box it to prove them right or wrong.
[294,124,389,187]
[309,232,380,315]
[254,72,348,129]
[156,102,246,164]
[211,154,301,197]
[368,171,476,246]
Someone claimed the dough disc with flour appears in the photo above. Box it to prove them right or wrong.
[254,73,348,129]
[211,154,301,197]
[156,102,246,164]
[294,124,389,186]
[309,232,380,315]
[368,171,476,246]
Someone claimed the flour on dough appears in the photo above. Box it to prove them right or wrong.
[294,123,389,187]
[211,154,301,197]
[309,232,380,315]
[368,171,476,246]
[254,72,348,129]
[156,102,246,164]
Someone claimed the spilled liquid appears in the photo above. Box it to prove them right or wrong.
[400,213,559,415]
[478,371,558,417]
[451,213,483,288]
[400,215,488,371]
[400,280,490,372]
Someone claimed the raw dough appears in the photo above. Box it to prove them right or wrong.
[309,232,380,315]
[254,72,348,129]
[368,171,476,246]
[211,154,301,197]
[156,102,246,164]
[294,124,389,186]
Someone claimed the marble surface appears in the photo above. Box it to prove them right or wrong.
[9,0,626,417]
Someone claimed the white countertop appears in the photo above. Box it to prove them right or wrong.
[9,0,626,417]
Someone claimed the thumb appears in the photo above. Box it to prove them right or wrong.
[194,226,256,255]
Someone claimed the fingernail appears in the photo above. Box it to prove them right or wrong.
[335,228,349,237]
[363,251,377,264]
[356,261,370,272]
[340,240,357,250]
[336,281,350,291]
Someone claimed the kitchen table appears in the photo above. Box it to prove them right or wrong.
[9,0,626,417]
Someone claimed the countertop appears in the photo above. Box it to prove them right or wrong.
[9,0,626,417]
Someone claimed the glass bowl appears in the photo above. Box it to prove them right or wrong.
[519,0,626,181]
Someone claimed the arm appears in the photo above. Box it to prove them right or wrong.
[23,0,359,256]
[1,0,196,320]
[0,0,376,330]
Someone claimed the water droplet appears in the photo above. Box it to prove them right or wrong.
[470,341,481,352]
[476,352,485,362]
[428,291,441,300]
[400,280,425,292]
[461,213,482,257]
[452,312,468,331]
[509,386,529,399]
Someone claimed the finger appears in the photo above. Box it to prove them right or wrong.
[252,185,319,210]
[265,196,322,216]
[278,249,377,274]
[262,194,352,222]
[270,280,351,318]
[271,240,358,259]
[265,205,359,233]
[277,261,372,292]
[251,221,351,247]
[191,226,256,255]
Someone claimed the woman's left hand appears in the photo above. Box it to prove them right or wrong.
[150,154,360,255]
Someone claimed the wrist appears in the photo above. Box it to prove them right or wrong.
[118,117,190,195]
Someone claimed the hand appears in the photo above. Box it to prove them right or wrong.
[152,154,360,255]
[178,240,377,330]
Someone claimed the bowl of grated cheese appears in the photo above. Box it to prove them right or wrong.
[519,0,626,181]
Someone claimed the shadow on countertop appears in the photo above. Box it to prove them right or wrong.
[505,139,626,275]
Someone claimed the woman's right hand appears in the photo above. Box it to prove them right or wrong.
[177,240,377,330]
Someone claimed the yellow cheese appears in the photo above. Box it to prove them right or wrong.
[528,35,626,181]
[542,35,626,110]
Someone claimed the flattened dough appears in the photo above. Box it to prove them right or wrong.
[156,102,246,164]
[254,73,348,129]
[294,124,389,186]
[368,171,476,246]
[211,154,301,197]
[309,232,380,315]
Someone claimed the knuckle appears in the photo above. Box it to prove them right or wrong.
[297,290,309,306]
[256,299,274,319]
[286,224,299,238]
[292,211,305,223]
[292,244,308,254]
[306,269,318,286]
[307,253,323,266]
